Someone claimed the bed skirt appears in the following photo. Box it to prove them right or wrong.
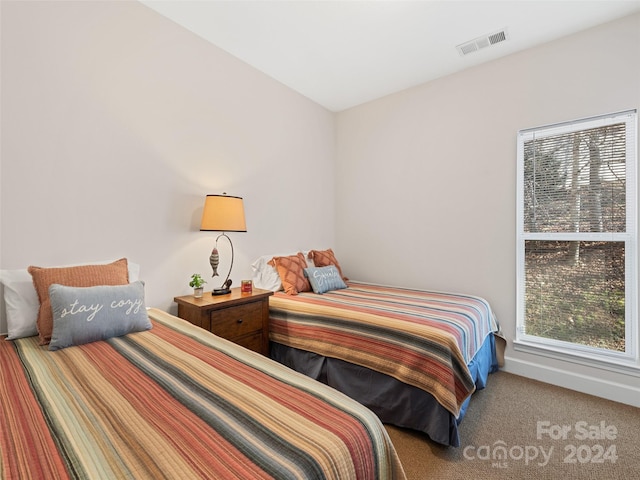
[270,332,499,447]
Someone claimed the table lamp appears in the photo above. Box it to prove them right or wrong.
[200,193,246,295]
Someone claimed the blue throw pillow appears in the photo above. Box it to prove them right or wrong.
[304,266,348,294]
[48,281,151,351]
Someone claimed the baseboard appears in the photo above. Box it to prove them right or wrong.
[502,356,640,408]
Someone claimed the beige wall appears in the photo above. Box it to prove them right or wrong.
[335,13,640,404]
[0,0,335,326]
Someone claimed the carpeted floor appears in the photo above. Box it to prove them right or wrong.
[385,371,640,479]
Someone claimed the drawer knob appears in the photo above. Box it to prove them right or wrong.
[237,318,243,324]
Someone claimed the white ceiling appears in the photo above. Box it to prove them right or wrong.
[140,1,640,112]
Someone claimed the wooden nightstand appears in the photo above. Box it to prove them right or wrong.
[174,287,273,355]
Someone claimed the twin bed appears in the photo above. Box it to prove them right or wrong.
[255,249,502,448]
[268,282,500,447]
[0,258,404,479]
[1,309,404,480]
[1,251,501,478]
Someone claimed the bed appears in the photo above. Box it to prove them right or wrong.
[0,259,406,479]
[257,251,502,447]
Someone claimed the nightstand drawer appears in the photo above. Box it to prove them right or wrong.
[210,301,263,338]
[233,331,263,352]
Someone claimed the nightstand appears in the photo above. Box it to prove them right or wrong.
[174,287,274,355]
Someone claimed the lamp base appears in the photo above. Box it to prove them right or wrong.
[211,288,231,296]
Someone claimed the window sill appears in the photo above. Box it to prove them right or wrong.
[513,339,640,378]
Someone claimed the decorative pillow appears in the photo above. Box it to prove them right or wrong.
[28,258,130,345]
[304,266,348,294]
[252,251,313,291]
[268,253,312,295]
[1,260,139,340]
[307,249,348,281]
[48,281,151,351]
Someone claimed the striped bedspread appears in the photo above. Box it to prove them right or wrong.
[0,308,405,480]
[269,282,499,417]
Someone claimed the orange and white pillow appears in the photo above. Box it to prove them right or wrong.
[268,253,312,295]
[252,248,348,294]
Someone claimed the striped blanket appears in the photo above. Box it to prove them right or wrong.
[269,282,499,417]
[0,308,405,480]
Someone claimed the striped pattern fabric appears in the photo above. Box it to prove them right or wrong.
[269,282,498,417]
[0,308,405,480]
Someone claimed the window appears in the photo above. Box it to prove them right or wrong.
[516,110,638,370]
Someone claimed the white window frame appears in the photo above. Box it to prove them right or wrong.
[515,110,638,374]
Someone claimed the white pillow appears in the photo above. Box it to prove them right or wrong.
[1,269,39,339]
[251,252,313,291]
[1,260,140,340]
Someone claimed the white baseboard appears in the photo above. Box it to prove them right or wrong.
[502,356,640,408]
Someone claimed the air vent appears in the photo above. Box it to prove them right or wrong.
[456,28,509,56]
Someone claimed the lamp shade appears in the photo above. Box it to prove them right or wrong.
[200,194,247,232]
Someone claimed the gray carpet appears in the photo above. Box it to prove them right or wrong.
[386,371,639,479]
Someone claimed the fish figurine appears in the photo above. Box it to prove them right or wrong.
[209,248,220,277]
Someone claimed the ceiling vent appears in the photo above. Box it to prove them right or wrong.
[456,28,509,56]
